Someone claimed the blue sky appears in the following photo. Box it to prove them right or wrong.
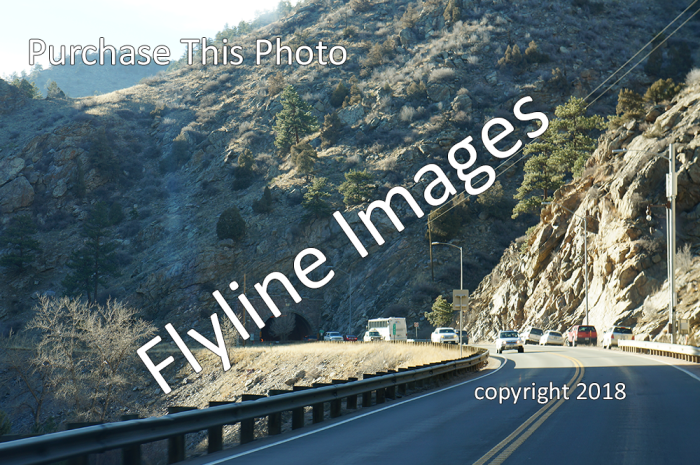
[1,0,297,78]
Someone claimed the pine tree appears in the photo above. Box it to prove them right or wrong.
[426,295,454,328]
[339,169,373,206]
[321,111,343,148]
[549,97,605,176]
[512,154,564,218]
[616,89,644,118]
[273,86,319,152]
[216,207,246,241]
[302,177,333,219]
[252,186,274,214]
[0,215,41,272]
[330,82,348,108]
[290,142,317,181]
[644,78,683,104]
[427,195,468,241]
[62,202,119,303]
[46,80,66,99]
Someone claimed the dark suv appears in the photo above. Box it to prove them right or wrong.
[566,325,597,346]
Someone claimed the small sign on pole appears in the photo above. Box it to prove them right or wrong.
[452,290,469,310]
[414,322,419,328]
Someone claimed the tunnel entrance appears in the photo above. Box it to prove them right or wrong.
[261,313,314,342]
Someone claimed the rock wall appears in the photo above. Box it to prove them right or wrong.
[468,83,700,343]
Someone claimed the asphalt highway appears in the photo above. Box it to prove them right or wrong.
[186,345,700,465]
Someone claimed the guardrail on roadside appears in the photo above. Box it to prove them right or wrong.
[619,340,700,363]
[0,345,488,465]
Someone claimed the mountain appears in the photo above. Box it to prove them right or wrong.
[0,0,698,342]
[467,76,700,343]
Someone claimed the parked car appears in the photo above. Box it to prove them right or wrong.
[520,326,544,344]
[303,335,317,342]
[539,330,565,346]
[343,334,358,341]
[495,330,524,354]
[431,327,458,344]
[363,329,382,342]
[602,326,634,349]
[323,331,344,342]
[566,325,598,346]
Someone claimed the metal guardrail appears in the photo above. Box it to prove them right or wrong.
[0,346,488,465]
[619,340,700,362]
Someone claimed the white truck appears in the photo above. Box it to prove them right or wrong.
[365,317,408,341]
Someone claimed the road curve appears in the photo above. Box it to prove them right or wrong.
[184,346,700,465]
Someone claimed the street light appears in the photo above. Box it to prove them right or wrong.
[542,202,590,326]
[613,144,677,343]
[431,241,464,357]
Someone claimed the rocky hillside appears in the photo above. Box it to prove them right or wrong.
[468,79,700,343]
[0,0,698,341]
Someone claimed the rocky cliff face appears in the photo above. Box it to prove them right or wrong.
[468,82,700,343]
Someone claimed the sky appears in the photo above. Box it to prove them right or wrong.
[1,0,298,78]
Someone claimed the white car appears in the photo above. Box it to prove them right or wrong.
[323,331,343,342]
[431,327,458,344]
[602,326,634,349]
[520,326,544,345]
[539,330,565,346]
[495,330,524,354]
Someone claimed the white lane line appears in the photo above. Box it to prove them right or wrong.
[201,358,507,464]
[621,350,700,384]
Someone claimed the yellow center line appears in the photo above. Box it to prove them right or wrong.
[473,354,585,465]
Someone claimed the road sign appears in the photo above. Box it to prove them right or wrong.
[453,290,469,310]
[414,322,419,328]
[319,329,324,335]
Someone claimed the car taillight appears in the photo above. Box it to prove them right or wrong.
[611,335,614,339]
[632,335,635,340]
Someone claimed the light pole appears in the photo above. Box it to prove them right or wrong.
[613,144,677,343]
[431,242,464,357]
[542,202,590,326]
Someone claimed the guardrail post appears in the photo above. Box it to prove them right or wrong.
[331,380,347,418]
[67,422,103,465]
[240,395,266,444]
[167,407,197,464]
[120,415,141,465]
[267,390,290,435]
[292,386,311,429]
[346,378,358,409]
[362,374,374,407]
[385,371,396,400]
[374,373,387,404]
[207,401,234,453]
[397,368,408,395]
[312,383,331,423]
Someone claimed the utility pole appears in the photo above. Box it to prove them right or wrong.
[428,219,434,281]
[667,144,677,343]
[614,144,677,343]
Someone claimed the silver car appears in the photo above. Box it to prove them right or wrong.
[495,330,524,354]
[539,330,565,346]
[602,326,634,349]
[520,326,544,344]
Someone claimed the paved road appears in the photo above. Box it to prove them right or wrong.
[186,345,700,465]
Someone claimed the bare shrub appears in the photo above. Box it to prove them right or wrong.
[428,68,456,83]
[686,68,700,86]
[676,243,693,273]
[346,153,361,165]
[26,296,157,422]
[399,105,416,122]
